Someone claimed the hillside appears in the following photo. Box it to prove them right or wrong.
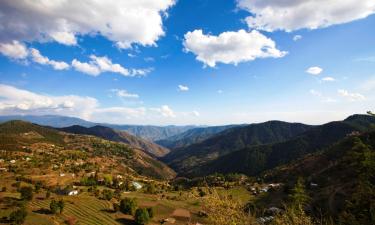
[260,129,375,218]
[58,125,169,157]
[181,114,375,177]
[0,115,196,141]
[0,120,176,180]
[156,125,242,149]
[163,120,312,174]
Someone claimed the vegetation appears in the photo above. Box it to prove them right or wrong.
[120,198,138,215]
[19,186,33,201]
[9,207,28,225]
[134,208,150,225]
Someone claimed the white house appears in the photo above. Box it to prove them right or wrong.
[68,190,79,196]
[10,160,16,164]
[132,181,142,190]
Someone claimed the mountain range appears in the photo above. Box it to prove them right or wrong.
[0,115,196,141]
[162,115,375,177]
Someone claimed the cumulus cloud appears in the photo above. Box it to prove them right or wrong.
[237,0,375,32]
[338,89,365,101]
[30,48,69,70]
[178,85,189,91]
[306,66,323,75]
[310,89,336,103]
[0,0,175,48]
[71,55,150,77]
[110,89,139,99]
[0,84,98,120]
[0,84,187,124]
[183,29,287,67]
[322,77,336,82]
[0,40,28,59]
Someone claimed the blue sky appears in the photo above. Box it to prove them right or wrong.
[0,0,374,125]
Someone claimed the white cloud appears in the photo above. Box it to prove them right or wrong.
[338,89,366,101]
[306,66,323,75]
[0,84,98,120]
[361,77,375,91]
[0,0,175,48]
[293,35,302,41]
[178,85,189,91]
[71,55,150,77]
[151,105,176,118]
[90,55,129,76]
[183,29,287,67]
[0,41,28,59]
[0,84,187,124]
[110,89,139,99]
[321,77,335,82]
[217,90,223,94]
[71,59,101,76]
[30,48,69,70]
[310,89,336,103]
[192,111,200,117]
[237,0,375,32]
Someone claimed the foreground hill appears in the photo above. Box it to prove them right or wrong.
[180,114,375,177]
[0,120,176,180]
[58,125,169,157]
[0,115,196,141]
[261,128,375,219]
[156,124,242,149]
[163,120,312,174]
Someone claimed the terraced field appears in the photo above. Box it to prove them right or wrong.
[29,194,120,225]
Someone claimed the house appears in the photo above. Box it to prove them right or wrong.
[10,160,16,164]
[310,183,318,187]
[132,181,142,190]
[68,190,79,196]
[0,159,4,163]
[60,173,65,177]
[0,168,7,172]
[116,175,123,179]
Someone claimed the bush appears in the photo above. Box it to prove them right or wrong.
[120,198,137,215]
[50,200,59,214]
[146,207,154,218]
[9,207,27,225]
[102,189,113,201]
[57,200,65,213]
[19,186,33,201]
[134,208,150,225]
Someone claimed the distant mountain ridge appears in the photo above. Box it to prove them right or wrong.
[58,125,170,157]
[163,120,313,174]
[156,124,244,149]
[171,114,375,177]
[0,115,196,141]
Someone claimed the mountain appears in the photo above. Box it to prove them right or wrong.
[105,124,197,141]
[261,129,375,217]
[58,125,170,157]
[0,115,95,128]
[180,114,375,177]
[0,120,176,180]
[156,125,242,149]
[163,120,312,174]
[0,115,196,141]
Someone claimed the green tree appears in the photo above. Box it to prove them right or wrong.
[19,186,33,201]
[58,200,65,214]
[120,198,137,215]
[50,200,59,214]
[45,190,51,199]
[134,208,150,225]
[146,207,154,218]
[102,189,113,200]
[9,207,27,225]
[289,177,310,209]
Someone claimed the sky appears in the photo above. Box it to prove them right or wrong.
[0,0,375,125]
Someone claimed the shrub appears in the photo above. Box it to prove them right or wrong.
[9,207,27,225]
[58,200,65,213]
[50,200,59,214]
[102,189,113,201]
[146,207,154,218]
[19,186,33,201]
[134,208,150,225]
[120,198,137,215]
